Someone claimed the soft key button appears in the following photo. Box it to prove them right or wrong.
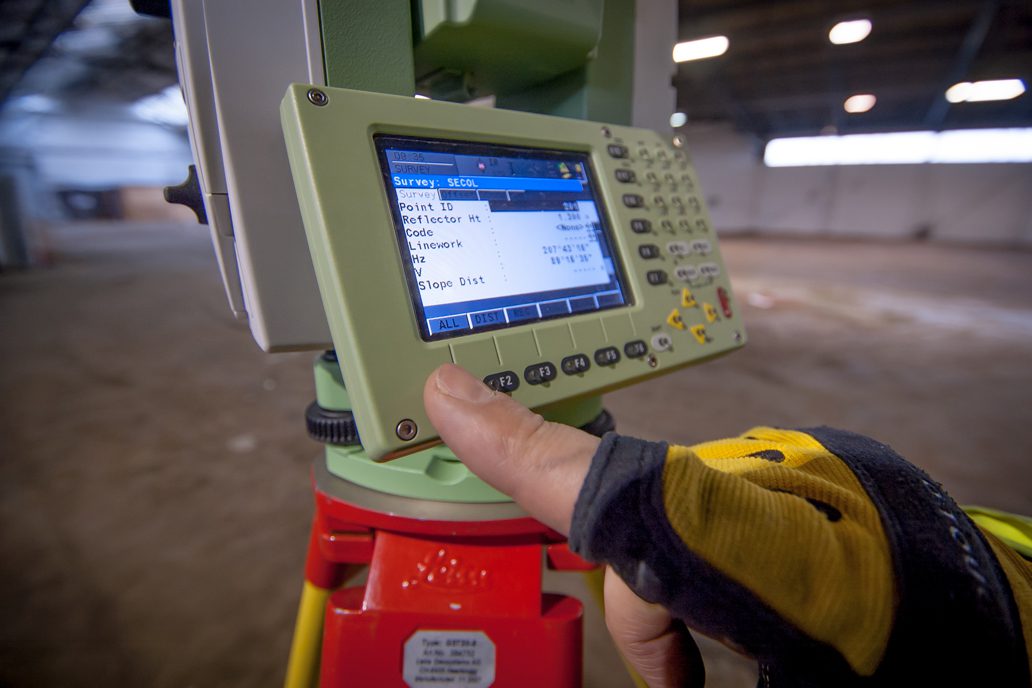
[561,354,591,375]
[607,144,628,158]
[624,340,648,358]
[666,308,686,330]
[651,333,673,351]
[594,347,621,366]
[667,241,691,257]
[524,362,557,385]
[646,270,668,285]
[638,244,661,259]
[484,371,520,393]
[630,219,652,234]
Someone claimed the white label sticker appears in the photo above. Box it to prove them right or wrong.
[403,630,496,687]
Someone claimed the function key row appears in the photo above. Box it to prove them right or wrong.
[483,340,651,393]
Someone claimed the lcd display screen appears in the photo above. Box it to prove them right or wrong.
[375,135,631,341]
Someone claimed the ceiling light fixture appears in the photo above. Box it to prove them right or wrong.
[670,112,688,128]
[945,79,1026,103]
[764,128,1032,166]
[673,36,729,63]
[828,19,872,45]
[843,94,876,113]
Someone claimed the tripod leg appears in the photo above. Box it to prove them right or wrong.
[285,517,366,688]
[285,581,331,688]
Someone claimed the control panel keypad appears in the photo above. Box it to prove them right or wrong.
[600,133,735,363]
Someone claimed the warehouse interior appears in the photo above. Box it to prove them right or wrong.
[1,1,1030,687]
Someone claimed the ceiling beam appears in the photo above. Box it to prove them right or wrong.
[0,0,91,107]
[924,0,1001,129]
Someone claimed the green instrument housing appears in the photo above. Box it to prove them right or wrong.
[281,84,746,462]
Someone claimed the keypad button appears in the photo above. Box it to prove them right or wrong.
[718,286,733,318]
[651,333,673,351]
[691,239,711,255]
[484,371,520,393]
[678,219,692,232]
[594,346,621,366]
[666,241,691,256]
[624,340,648,358]
[699,262,721,278]
[638,244,661,259]
[561,354,591,375]
[524,362,558,385]
[607,144,628,158]
[646,269,668,285]
[674,264,698,282]
[630,218,652,234]
[663,173,676,185]
[614,168,636,183]
[622,193,644,208]
[645,171,659,184]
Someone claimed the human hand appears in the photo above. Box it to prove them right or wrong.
[424,363,704,688]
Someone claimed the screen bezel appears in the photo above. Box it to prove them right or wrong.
[374,134,633,342]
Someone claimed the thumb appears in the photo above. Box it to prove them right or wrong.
[604,568,705,688]
[423,363,599,534]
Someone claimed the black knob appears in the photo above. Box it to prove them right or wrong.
[305,402,361,446]
[129,0,171,18]
[164,165,208,224]
[579,409,615,438]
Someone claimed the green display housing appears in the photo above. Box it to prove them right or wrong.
[281,85,746,462]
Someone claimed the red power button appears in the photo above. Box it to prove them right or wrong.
[717,286,733,318]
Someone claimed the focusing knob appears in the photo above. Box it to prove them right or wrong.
[305,401,361,446]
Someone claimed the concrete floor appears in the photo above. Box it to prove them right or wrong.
[1,221,1030,687]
